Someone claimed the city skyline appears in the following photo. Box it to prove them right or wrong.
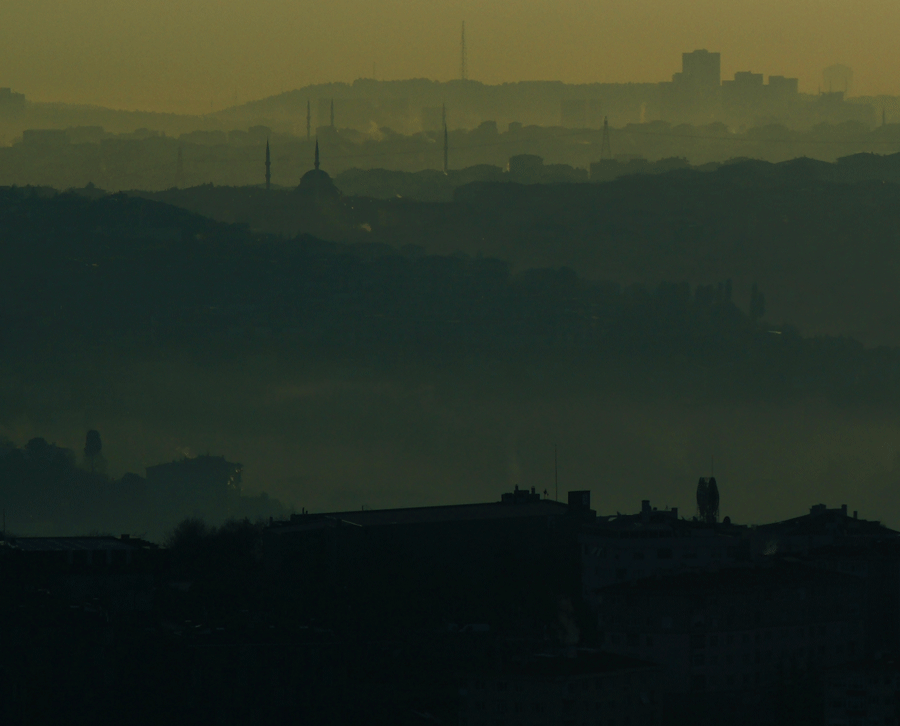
[0,0,896,114]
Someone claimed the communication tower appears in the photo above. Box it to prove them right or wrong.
[460,22,468,81]
[696,477,720,524]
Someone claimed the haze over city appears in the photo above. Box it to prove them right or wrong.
[6,3,900,724]
[1,0,897,112]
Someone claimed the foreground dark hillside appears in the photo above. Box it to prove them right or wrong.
[2,187,900,529]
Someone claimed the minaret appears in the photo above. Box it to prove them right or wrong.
[330,99,335,128]
[314,138,320,171]
[306,100,311,140]
[442,104,448,174]
[600,116,612,161]
[176,145,184,187]
[265,138,271,190]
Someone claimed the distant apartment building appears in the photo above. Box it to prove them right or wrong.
[21,129,70,148]
[660,50,722,124]
[459,649,662,726]
[678,50,721,94]
[595,562,865,696]
[0,87,26,116]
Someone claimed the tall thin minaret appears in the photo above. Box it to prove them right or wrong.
[306,100,311,140]
[600,116,612,161]
[314,138,320,171]
[330,99,335,128]
[442,104,449,174]
[460,22,468,81]
[265,138,271,190]
[176,145,184,186]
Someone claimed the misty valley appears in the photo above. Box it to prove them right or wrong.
[5,62,900,726]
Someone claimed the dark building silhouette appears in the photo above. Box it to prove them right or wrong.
[460,649,662,726]
[596,562,865,696]
[824,656,900,725]
[263,487,594,629]
[580,499,749,608]
[296,139,340,200]
[0,87,26,116]
[752,503,896,557]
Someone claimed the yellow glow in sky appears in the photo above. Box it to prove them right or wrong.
[0,0,896,113]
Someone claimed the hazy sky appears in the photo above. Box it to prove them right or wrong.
[1,0,897,113]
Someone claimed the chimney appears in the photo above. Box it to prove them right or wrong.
[854,511,858,519]
[841,504,847,517]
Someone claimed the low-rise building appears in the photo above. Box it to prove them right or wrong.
[460,649,662,726]
[824,657,900,726]
[595,562,865,696]
[580,499,750,609]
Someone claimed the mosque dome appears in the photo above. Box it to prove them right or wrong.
[295,139,340,199]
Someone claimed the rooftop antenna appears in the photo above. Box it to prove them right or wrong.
[443,104,449,174]
[600,116,612,160]
[554,445,558,502]
[460,21,468,81]
[306,100,311,140]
